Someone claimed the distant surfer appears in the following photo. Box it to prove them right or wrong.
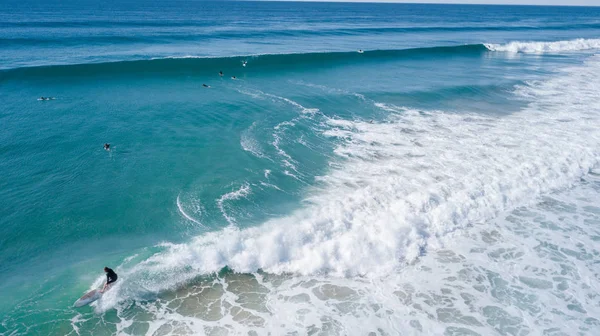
[231,76,237,80]
[103,143,110,151]
[39,96,53,101]
[242,61,247,67]
[219,71,223,76]
[358,49,364,53]
[202,84,210,88]
[100,267,118,293]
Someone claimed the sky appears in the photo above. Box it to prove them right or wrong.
[281,0,600,5]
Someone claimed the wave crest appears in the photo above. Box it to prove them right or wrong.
[485,38,600,53]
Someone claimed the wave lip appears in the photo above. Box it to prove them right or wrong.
[4,37,598,74]
[485,38,600,53]
[0,44,488,74]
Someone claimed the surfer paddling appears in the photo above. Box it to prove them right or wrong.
[101,267,118,293]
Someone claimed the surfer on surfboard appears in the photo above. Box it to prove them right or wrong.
[73,267,119,307]
[101,267,118,293]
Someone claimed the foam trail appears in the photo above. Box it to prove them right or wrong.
[176,194,205,227]
[238,88,313,177]
[264,92,320,115]
[69,314,83,335]
[240,88,320,115]
[373,102,402,112]
[290,80,367,101]
[217,183,252,225]
[272,120,300,174]
[240,122,271,160]
[485,38,600,53]
[260,181,283,191]
[236,88,265,100]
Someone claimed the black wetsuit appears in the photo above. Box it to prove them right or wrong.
[106,268,118,284]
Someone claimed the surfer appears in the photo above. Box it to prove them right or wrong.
[103,143,110,151]
[219,71,223,76]
[231,76,237,80]
[242,61,247,67]
[358,49,364,53]
[101,267,118,293]
[202,84,210,88]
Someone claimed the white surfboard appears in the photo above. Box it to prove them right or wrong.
[74,289,102,307]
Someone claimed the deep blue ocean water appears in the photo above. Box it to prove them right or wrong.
[1,1,600,335]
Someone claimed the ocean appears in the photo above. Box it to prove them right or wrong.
[1,0,600,335]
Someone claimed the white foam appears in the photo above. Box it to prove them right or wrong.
[265,92,320,115]
[291,80,367,101]
[272,120,300,173]
[217,183,252,225]
[485,38,600,53]
[259,181,283,191]
[282,169,300,180]
[237,88,314,177]
[240,122,270,160]
[130,54,600,277]
[176,194,204,227]
[69,314,83,335]
[89,55,600,335]
[236,88,265,100]
[246,88,320,115]
[373,102,402,112]
[80,179,600,334]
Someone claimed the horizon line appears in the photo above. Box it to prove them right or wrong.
[251,0,600,7]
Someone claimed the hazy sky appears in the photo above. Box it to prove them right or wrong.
[282,0,600,5]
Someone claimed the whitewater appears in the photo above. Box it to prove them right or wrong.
[2,2,600,335]
[86,41,600,335]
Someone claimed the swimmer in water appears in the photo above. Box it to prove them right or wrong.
[104,143,110,151]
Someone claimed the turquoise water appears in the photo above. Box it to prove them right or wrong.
[1,1,600,335]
